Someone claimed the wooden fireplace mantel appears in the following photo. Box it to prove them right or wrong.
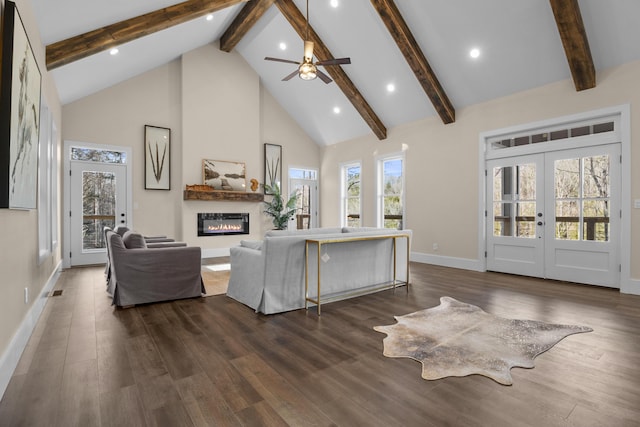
[183,189,264,202]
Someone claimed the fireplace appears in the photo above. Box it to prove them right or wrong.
[198,213,249,236]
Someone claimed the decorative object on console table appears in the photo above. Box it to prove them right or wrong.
[203,159,246,191]
[264,143,282,195]
[0,1,42,209]
[144,125,170,190]
[263,182,298,230]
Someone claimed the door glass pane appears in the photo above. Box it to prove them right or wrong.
[516,202,536,238]
[492,166,504,201]
[555,158,579,198]
[555,200,579,240]
[583,155,609,198]
[517,163,536,200]
[82,171,116,250]
[583,200,609,241]
[493,202,512,236]
[294,184,311,230]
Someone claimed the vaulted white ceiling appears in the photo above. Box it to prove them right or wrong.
[31,0,640,146]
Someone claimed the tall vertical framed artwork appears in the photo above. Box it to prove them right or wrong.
[0,1,42,209]
[264,143,282,195]
[144,125,171,190]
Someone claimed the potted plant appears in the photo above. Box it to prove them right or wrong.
[263,183,298,230]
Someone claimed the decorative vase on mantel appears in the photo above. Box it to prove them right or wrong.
[262,183,298,230]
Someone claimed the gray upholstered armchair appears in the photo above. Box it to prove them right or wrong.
[105,230,204,307]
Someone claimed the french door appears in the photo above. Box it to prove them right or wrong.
[486,144,620,287]
[70,161,127,266]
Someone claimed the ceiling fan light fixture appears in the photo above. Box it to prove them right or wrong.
[299,62,317,80]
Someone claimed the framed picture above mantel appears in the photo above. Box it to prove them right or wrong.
[144,125,170,190]
[202,159,246,192]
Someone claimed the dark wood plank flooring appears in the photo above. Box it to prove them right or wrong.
[1,261,639,426]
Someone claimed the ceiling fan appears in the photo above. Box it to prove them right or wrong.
[264,0,351,84]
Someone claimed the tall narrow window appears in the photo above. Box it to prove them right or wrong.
[341,162,361,227]
[38,102,58,263]
[378,155,404,229]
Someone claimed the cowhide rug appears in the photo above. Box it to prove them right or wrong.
[373,296,592,385]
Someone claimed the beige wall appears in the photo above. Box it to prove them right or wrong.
[63,59,184,239]
[0,0,62,378]
[321,60,640,283]
[62,42,319,255]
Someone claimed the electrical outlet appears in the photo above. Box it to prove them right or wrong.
[433,243,439,251]
[24,287,28,304]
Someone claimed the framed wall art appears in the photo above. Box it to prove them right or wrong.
[203,159,246,191]
[144,125,170,190]
[264,143,282,194]
[0,0,42,209]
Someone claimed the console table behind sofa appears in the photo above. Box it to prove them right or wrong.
[227,227,412,314]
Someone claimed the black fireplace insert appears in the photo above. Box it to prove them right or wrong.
[197,213,249,236]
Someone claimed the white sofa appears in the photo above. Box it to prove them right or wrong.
[227,227,411,314]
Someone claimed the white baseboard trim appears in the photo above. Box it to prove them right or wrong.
[202,247,231,259]
[0,260,62,401]
[621,277,640,295]
[410,252,484,272]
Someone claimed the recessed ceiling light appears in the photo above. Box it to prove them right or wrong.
[333,106,341,114]
[205,14,214,21]
[279,42,287,51]
[330,0,339,8]
[386,83,395,93]
[109,48,119,56]
[469,48,480,59]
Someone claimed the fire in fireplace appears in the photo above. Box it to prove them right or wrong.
[198,213,249,236]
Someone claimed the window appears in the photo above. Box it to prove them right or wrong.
[341,162,361,227]
[38,102,58,263]
[377,155,404,229]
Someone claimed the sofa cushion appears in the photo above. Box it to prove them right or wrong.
[240,240,263,250]
[123,231,147,249]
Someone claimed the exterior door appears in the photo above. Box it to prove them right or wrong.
[486,154,545,278]
[486,145,620,288]
[289,178,317,229]
[70,161,127,266]
[544,144,620,286]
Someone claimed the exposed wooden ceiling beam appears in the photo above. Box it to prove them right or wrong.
[220,0,275,52]
[46,0,248,70]
[370,0,455,124]
[549,0,596,91]
[274,0,387,140]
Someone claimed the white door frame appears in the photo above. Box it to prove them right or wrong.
[63,141,133,269]
[478,104,631,292]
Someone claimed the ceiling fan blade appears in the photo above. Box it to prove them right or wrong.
[316,69,333,84]
[282,69,299,81]
[265,57,300,65]
[316,57,351,66]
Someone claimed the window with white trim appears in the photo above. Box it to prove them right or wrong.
[377,155,404,229]
[341,162,361,227]
[38,102,58,263]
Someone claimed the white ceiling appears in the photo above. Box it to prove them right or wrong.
[31,0,640,146]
